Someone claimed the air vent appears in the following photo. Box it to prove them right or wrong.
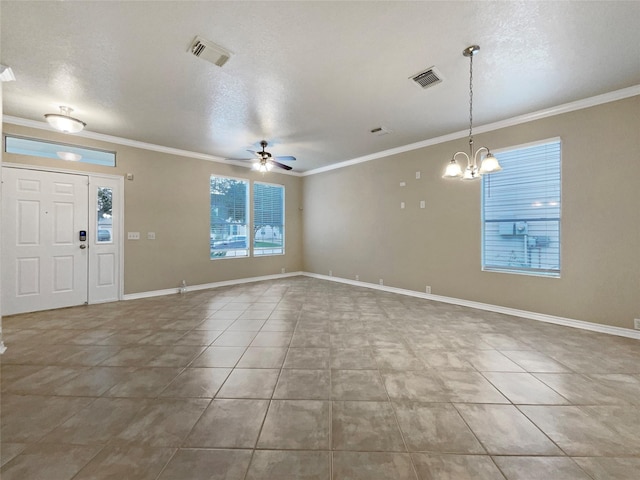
[370,126,392,136]
[188,36,232,67]
[410,66,443,89]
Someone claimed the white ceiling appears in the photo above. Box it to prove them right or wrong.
[2,1,639,173]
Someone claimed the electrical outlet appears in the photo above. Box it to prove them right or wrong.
[379,279,384,285]
[127,232,140,240]
[147,232,156,240]
[425,285,431,294]
[400,202,405,209]
[420,200,426,208]
[329,270,333,277]
[355,275,359,281]
[281,268,286,274]
[415,171,421,179]
[634,319,640,330]
[400,181,406,187]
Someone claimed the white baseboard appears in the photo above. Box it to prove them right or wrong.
[302,273,640,340]
[121,270,639,340]
[122,271,304,301]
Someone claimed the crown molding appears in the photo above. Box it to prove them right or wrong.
[4,85,637,178]
[301,84,640,176]
[1,116,303,177]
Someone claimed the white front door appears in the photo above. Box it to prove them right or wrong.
[1,167,89,315]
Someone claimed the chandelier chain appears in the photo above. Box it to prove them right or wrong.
[469,53,474,153]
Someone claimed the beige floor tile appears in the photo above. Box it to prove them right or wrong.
[258,400,331,450]
[173,329,223,346]
[184,399,269,448]
[330,347,377,369]
[290,332,331,347]
[500,350,572,373]
[0,444,27,468]
[482,372,570,404]
[331,369,388,400]
[464,350,525,372]
[260,319,298,332]
[160,367,231,398]
[394,403,485,454]
[237,347,288,368]
[455,404,561,455]
[245,450,330,480]
[1,394,94,443]
[103,367,182,397]
[41,397,147,445]
[53,366,135,396]
[3,365,85,394]
[99,346,165,366]
[580,405,640,453]
[332,400,405,451]
[0,443,102,480]
[216,368,280,398]
[493,456,592,480]
[157,448,253,480]
[250,331,293,347]
[115,398,209,446]
[373,347,426,370]
[572,457,640,480]
[284,347,331,369]
[438,371,510,403]
[147,346,206,367]
[382,371,449,402]
[138,331,188,345]
[274,369,331,399]
[586,373,640,405]
[332,451,417,480]
[228,319,266,331]
[212,330,258,346]
[73,445,175,480]
[519,405,634,456]
[416,351,475,371]
[533,373,632,404]
[411,453,505,480]
[191,346,246,367]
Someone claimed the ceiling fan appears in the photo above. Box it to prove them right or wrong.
[228,140,296,172]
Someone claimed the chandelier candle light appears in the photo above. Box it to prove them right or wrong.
[443,45,502,180]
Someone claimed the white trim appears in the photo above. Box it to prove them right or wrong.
[302,273,640,340]
[2,116,302,177]
[122,271,303,301]
[4,86,638,179]
[301,85,640,176]
[1,161,123,180]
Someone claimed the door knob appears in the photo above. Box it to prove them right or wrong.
[79,244,87,249]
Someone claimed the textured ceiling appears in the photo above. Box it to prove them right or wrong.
[2,1,639,172]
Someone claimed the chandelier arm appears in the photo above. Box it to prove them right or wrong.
[453,151,471,167]
[473,146,490,167]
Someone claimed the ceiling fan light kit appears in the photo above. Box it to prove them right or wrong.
[442,45,502,180]
[227,140,295,172]
[44,106,86,134]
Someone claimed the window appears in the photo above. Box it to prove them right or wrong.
[254,182,285,256]
[5,135,116,167]
[482,139,561,277]
[96,187,113,243]
[210,176,249,258]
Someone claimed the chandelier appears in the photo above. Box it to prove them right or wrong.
[443,45,502,180]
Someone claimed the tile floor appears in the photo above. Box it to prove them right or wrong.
[1,276,640,479]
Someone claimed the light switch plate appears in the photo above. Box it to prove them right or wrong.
[147,232,156,240]
[127,232,140,240]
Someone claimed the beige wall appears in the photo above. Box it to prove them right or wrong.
[302,96,640,330]
[2,124,304,294]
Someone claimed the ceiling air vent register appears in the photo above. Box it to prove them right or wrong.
[189,36,232,67]
[410,66,443,89]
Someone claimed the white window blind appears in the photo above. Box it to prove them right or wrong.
[482,140,561,277]
[210,176,249,259]
[254,182,285,256]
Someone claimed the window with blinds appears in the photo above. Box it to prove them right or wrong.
[481,139,561,277]
[210,176,249,259]
[254,182,285,256]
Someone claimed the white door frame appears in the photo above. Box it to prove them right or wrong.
[2,162,124,305]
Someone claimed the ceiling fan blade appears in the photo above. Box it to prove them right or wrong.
[273,155,296,162]
[225,157,254,162]
[246,149,261,157]
[270,160,293,171]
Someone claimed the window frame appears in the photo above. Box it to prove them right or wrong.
[253,180,285,257]
[210,175,250,260]
[4,134,117,167]
[481,138,562,278]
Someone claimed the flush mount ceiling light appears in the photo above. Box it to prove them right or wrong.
[44,106,86,134]
[442,45,502,180]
